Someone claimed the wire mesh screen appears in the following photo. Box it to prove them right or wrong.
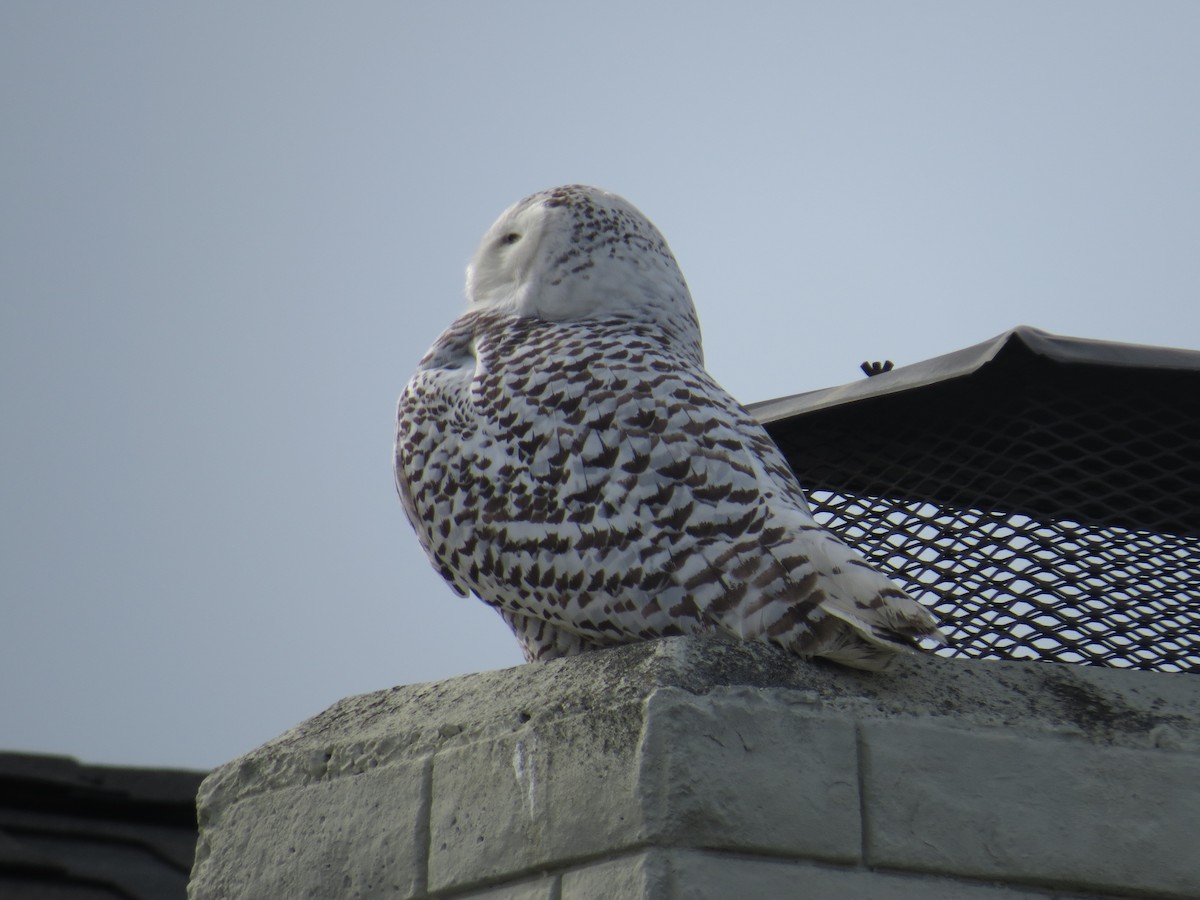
[810,493,1199,671]
[761,339,1200,673]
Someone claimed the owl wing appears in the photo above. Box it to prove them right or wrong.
[394,319,476,598]
[395,312,941,667]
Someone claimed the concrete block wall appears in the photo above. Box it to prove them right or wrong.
[188,637,1199,899]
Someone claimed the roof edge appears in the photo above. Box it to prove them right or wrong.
[748,325,1200,423]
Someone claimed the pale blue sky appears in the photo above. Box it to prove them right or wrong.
[2,2,1198,769]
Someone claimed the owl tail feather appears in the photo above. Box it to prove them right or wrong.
[815,593,948,672]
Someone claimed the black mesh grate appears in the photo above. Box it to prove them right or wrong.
[758,333,1200,673]
[811,493,1199,671]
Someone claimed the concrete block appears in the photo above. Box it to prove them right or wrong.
[638,687,861,862]
[862,720,1200,899]
[189,636,1200,900]
[428,704,647,894]
[562,849,1059,900]
[560,851,671,900]
[189,758,429,900]
[665,850,1066,899]
[454,874,559,900]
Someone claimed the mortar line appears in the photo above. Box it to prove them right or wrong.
[855,722,870,866]
[416,755,433,897]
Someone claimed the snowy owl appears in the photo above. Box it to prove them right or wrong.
[395,185,944,670]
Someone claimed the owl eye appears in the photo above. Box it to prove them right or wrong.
[499,232,522,246]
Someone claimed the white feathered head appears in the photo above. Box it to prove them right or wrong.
[465,185,703,359]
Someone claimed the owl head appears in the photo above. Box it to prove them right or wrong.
[465,185,702,357]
